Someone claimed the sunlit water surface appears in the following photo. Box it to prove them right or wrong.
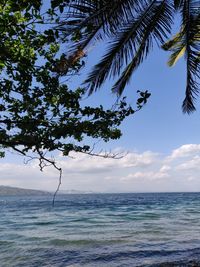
[1,193,200,266]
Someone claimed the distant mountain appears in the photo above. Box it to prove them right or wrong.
[0,186,51,196]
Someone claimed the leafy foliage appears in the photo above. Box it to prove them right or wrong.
[0,0,149,163]
[58,0,200,113]
[162,1,200,113]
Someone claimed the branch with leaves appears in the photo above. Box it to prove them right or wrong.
[0,1,150,165]
[0,1,152,203]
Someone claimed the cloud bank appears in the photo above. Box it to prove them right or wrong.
[1,144,200,192]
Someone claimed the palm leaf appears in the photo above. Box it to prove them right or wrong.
[84,0,174,94]
[174,0,185,10]
[167,46,186,66]
[58,0,141,50]
[170,1,200,113]
[57,0,200,113]
[163,30,186,66]
[162,0,200,113]
[111,0,174,95]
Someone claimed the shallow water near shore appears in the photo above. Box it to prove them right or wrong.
[1,193,200,266]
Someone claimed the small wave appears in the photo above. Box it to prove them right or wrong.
[0,240,15,247]
[48,238,126,247]
[149,259,200,267]
[81,247,200,267]
[49,239,93,246]
[34,221,58,226]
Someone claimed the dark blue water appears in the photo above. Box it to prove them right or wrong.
[1,193,200,266]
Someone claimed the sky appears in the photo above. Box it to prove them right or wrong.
[1,13,200,192]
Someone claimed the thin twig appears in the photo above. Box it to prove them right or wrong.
[52,167,62,207]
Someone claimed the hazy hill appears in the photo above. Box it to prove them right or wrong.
[0,186,50,196]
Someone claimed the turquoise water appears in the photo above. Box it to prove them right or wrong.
[1,193,200,266]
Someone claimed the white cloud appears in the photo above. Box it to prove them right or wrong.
[1,144,200,192]
[120,172,149,181]
[50,150,158,175]
[120,151,158,167]
[176,155,200,170]
[187,176,196,182]
[120,169,169,182]
[160,165,171,172]
[169,144,200,160]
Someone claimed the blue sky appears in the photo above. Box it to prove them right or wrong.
[78,41,200,153]
[1,13,200,192]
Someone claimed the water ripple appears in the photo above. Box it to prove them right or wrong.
[0,193,200,266]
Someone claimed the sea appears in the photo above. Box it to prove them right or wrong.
[1,193,200,267]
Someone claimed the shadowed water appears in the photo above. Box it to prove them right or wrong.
[1,193,200,266]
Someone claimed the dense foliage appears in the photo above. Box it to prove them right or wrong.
[59,0,200,113]
[0,1,150,163]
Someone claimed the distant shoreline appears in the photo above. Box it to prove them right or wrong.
[0,186,51,196]
[0,186,200,196]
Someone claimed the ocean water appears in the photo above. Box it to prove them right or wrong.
[1,193,200,267]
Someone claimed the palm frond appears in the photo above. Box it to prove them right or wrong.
[174,0,185,10]
[58,0,141,51]
[162,30,184,50]
[167,46,186,66]
[57,0,200,113]
[85,0,174,95]
[68,0,141,32]
[111,41,148,96]
[163,30,186,66]
[162,1,200,113]
[179,1,199,113]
